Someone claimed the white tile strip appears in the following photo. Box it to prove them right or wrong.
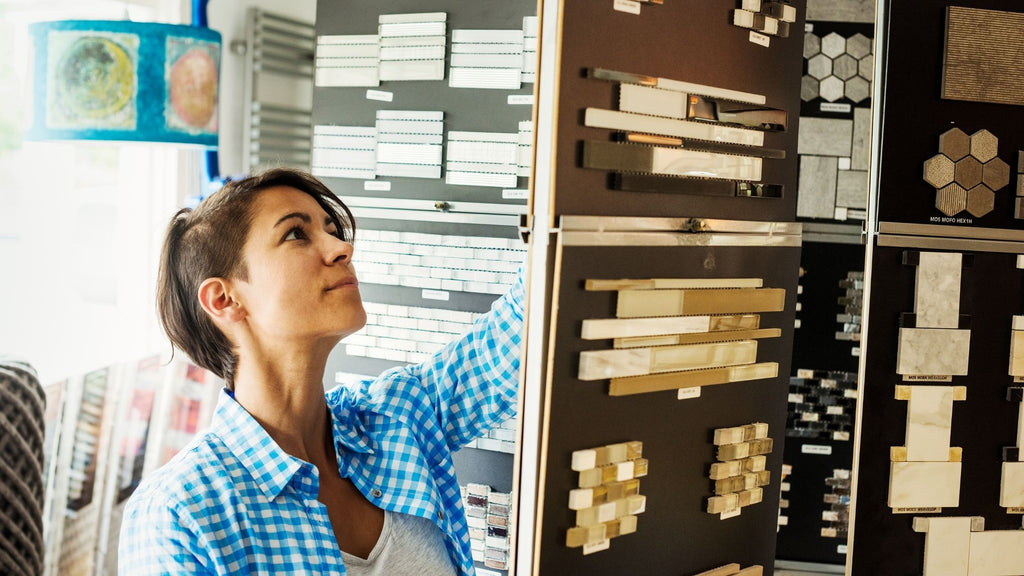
[315,35,380,87]
[446,131,520,188]
[374,110,444,179]
[311,125,377,180]
[378,12,447,81]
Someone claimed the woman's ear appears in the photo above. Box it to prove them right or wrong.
[198,278,246,324]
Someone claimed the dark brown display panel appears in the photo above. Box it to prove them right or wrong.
[874,0,1024,230]
[850,245,1023,574]
[548,0,805,222]
[536,242,800,574]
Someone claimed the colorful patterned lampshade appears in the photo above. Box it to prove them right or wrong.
[27,20,221,147]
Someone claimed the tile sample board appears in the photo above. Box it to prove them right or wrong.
[544,0,805,222]
[872,0,1024,231]
[533,239,800,574]
[313,4,537,574]
[849,246,1024,574]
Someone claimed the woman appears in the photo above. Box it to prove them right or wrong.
[119,168,524,575]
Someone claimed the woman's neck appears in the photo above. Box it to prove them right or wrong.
[231,351,332,464]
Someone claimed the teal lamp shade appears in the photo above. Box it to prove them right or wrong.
[27,20,221,147]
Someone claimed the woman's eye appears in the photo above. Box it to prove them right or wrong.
[284,226,306,241]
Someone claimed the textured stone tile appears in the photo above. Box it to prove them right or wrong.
[936,183,968,216]
[847,33,872,58]
[915,251,962,329]
[798,117,854,156]
[833,54,858,80]
[807,54,832,79]
[806,0,874,22]
[983,158,1010,190]
[845,76,871,103]
[797,155,839,219]
[924,154,956,188]
[821,32,846,57]
[852,107,872,171]
[858,54,873,82]
[897,327,971,376]
[970,129,999,163]
[943,7,1024,106]
[819,76,845,102]
[803,32,821,59]
[888,461,961,508]
[801,75,819,101]
[836,170,868,209]
[939,128,971,161]
[966,185,994,218]
[954,156,983,189]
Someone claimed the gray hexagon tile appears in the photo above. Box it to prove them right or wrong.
[858,55,873,82]
[819,76,845,102]
[833,54,858,80]
[845,77,871,103]
[846,33,871,58]
[804,32,821,59]
[801,76,820,101]
[821,32,846,57]
[808,54,833,80]
[801,29,874,103]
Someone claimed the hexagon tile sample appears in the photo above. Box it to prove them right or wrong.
[923,154,955,188]
[801,28,874,103]
[922,127,1007,218]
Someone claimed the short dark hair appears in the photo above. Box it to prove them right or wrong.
[156,168,356,388]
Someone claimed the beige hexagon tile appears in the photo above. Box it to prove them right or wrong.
[966,185,995,217]
[938,128,970,161]
[936,183,968,216]
[954,156,983,190]
[982,158,1010,191]
[970,129,999,163]
[923,154,955,188]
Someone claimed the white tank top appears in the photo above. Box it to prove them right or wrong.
[340,510,457,576]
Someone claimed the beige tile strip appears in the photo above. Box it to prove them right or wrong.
[608,362,778,396]
[614,327,780,349]
[585,278,764,291]
[582,140,762,181]
[617,288,786,317]
[584,108,765,147]
[582,315,712,340]
[690,563,741,576]
[578,341,758,380]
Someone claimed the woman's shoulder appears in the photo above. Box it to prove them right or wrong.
[126,430,236,514]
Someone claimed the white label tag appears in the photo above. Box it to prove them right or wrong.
[363,180,391,191]
[721,508,742,520]
[804,23,814,33]
[820,102,852,113]
[797,369,815,379]
[583,539,611,555]
[837,544,848,554]
[366,89,394,102]
[507,94,535,106]
[421,289,450,301]
[802,444,833,456]
[749,30,771,47]
[613,0,642,15]
[503,188,529,200]
[893,506,942,514]
[677,386,702,400]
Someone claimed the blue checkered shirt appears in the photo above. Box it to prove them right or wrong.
[119,275,523,575]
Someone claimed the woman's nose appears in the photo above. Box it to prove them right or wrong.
[324,234,354,264]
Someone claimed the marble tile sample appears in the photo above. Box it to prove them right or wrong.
[806,0,874,22]
[1010,332,1024,376]
[1000,461,1024,507]
[449,29,524,90]
[912,516,972,576]
[798,117,854,157]
[616,288,786,317]
[567,440,648,552]
[314,35,380,87]
[373,110,444,179]
[615,327,780,349]
[943,7,1024,107]
[896,328,971,376]
[836,170,868,209]
[797,155,839,219]
[311,125,377,180]
[897,385,965,462]
[586,278,765,291]
[378,12,447,81]
[584,108,766,147]
[888,461,961,508]
[582,141,763,181]
[577,340,758,380]
[582,315,714,340]
[967,530,1024,575]
[915,251,963,329]
[608,362,778,396]
[445,131,519,188]
[521,17,538,84]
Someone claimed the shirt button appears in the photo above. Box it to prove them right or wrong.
[437,510,444,521]
[370,488,382,498]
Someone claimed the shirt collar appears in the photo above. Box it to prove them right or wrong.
[211,389,305,500]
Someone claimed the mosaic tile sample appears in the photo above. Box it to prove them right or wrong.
[896,328,971,376]
[314,34,380,87]
[688,564,764,576]
[821,469,851,539]
[802,31,873,103]
[731,0,797,38]
[461,483,513,569]
[787,369,857,442]
[896,385,965,462]
[566,441,648,554]
[579,277,783,395]
[896,251,970,377]
[445,130,520,187]
[375,110,444,178]
[378,12,447,81]
[922,128,1009,218]
[942,6,1024,107]
[836,271,864,345]
[707,423,772,518]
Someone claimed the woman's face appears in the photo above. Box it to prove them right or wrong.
[232,185,365,347]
